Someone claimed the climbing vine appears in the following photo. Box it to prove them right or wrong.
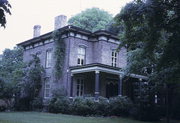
[52,30,66,79]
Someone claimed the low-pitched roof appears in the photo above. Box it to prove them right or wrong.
[17,25,119,47]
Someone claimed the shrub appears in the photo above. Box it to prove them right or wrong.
[130,103,161,121]
[31,97,43,110]
[48,88,70,113]
[171,94,180,120]
[49,97,71,113]
[109,96,133,117]
[0,99,7,111]
[14,97,31,111]
[48,95,134,117]
[71,97,94,116]
[94,96,109,116]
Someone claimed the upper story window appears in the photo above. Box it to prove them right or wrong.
[77,47,86,65]
[44,77,51,98]
[112,50,117,67]
[46,50,52,68]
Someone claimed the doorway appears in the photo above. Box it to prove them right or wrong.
[106,81,118,98]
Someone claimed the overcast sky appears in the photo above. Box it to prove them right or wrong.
[0,0,132,54]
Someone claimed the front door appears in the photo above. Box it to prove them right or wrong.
[106,81,118,98]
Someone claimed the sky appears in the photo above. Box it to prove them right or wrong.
[0,0,132,54]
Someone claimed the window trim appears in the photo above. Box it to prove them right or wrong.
[76,77,84,96]
[45,49,52,68]
[44,77,51,99]
[112,50,118,67]
[77,46,86,65]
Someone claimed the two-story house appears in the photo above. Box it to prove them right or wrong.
[17,15,147,100]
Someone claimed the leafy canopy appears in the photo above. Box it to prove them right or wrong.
[115,0,180,83]
[115,0,180,121]
[0,0,11,27]
[68,8,113,32]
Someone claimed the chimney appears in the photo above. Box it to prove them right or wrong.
[33,25,41,38]
[54,15,67,30]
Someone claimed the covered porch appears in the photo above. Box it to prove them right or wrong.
[69,63,123,100]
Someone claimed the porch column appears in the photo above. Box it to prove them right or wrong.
[118,74,123,96]
[95,70,100,100]
[70,73,74,97]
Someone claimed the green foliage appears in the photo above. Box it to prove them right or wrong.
[31,97,43,110]
[52,30,65,79]
[0,47,24,84]
[115,0,180,121]
[49,88,70,113]
[48,96,132,117]
[68,8,113,32]
[0,99,7,111]
[23,55,44,98]
[106,19,124,35]
[0,0,11,27]
[93,97,109,116]
[0,78,12,99]
[71,97,95,116]
[109,96,133,116]
[0,47,24,109]
[14,55,44,111]
[131,104,161,121]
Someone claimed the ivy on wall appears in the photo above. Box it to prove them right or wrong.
[52,30,66,79]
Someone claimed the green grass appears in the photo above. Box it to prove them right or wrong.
[0,112,163,123]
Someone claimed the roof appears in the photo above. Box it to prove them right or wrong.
[17,25,119,47]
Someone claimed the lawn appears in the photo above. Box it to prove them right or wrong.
[0,112,163,123]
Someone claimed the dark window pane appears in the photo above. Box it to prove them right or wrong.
[77,58,80,64]
[81,59,84,65]
[112,52,114,56]
[115,53,117,57]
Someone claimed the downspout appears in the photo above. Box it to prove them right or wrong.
[66,25,71,96]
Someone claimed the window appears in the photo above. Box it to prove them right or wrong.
[112,50,117,67]
[46,50,52,68]
[77,47,85,65]
[76,78,84,96]
[44,78,51,98]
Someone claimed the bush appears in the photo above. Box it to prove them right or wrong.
[94,96,109,116]
[48,95,134,117]
[130,103,161,121]
[0,99,7,111]
[31,97,43,110]
[109,96,133,116]
[49,96,71,114]
[48,88,70,113]
[171,94,180,120]
[71,97,95,116]
[14,97,31,111]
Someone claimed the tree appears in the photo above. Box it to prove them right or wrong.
[0,0,11,27]
[0,47,24,84]
[115,0,180,122]
[15,54,44,110]
[0,47,24,109]
[68,8,113,32]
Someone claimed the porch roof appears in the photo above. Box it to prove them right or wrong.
[69,63,148,80]
[70,63,122,75]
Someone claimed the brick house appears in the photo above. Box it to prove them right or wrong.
[17,15,147,100]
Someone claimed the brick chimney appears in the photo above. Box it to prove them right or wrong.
[54,15,67,30]
[33,25,41,38]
